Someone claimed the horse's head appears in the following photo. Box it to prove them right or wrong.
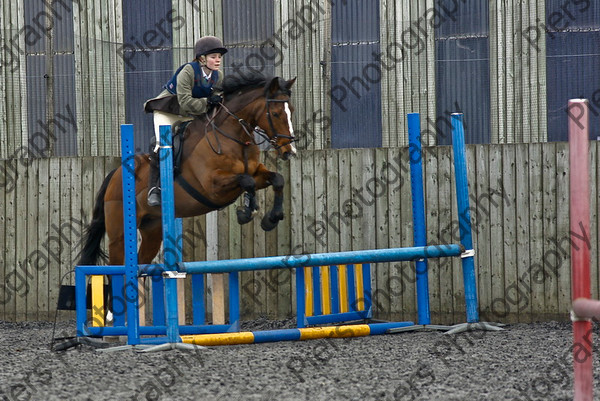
[255,77,297,160]
[221,73,297,160]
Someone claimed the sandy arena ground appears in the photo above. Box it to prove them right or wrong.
[0,319,595,400]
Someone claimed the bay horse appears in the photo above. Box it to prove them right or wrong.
[77,73,296,267]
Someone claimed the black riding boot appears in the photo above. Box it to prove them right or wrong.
[147,150,161,207]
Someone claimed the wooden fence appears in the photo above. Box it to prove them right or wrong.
[1,141,598,323]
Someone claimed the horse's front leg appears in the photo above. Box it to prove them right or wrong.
[236,173,259,224]
[253,164,285,231]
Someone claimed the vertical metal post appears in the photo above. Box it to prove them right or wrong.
[111,274,125,326]
[191,274,205,325]
[159,124,181,344]
[75,268,88,336]
[451,114,479,323]
[296,267,306,328]
[121,124,140,345]
[362,263,372,315]
[175,217,185,325]
[228,271,240,331]
[407,113,430,325]
[569,99,592,401]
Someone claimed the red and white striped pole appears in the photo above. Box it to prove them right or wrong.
[569,99,593,401]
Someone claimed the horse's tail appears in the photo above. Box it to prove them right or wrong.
[76,168,118,266]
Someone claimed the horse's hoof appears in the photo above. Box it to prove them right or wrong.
[237,207,254,224]
[261,213,281,231]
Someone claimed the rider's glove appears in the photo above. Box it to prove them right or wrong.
[207,94,223,107]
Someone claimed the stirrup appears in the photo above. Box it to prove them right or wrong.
[147,187,161,207]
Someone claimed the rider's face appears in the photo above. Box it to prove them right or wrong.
[203,53,222,70]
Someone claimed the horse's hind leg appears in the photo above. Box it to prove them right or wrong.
[138,221,163,264]
[139,221,188,324]
[136,221,163,324]
[104,204,126,324]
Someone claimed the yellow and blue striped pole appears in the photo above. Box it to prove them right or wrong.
[181,321,413,346]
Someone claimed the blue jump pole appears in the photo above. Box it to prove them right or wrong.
[407,113,430,325]
[451,114,479,323]
[181,245,463,275]
[121,124,141,345]
[158,124,183,344]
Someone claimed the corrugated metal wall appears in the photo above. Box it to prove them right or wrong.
[435,0,490,145]
[24,1,47,156]
[222,0,276,77]
[3,0,600,161]
[50,0,77,156]
[330,0,382,148]
[546,0,600,141]
[122,0,174,151]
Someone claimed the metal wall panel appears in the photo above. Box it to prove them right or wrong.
[546,1,600,141]
[53,3,76,156]
[222,0,274,43]
[545,0,599,29]
[53,1,75,53]
[53,54,77,156]
[25,55,47,155]
[330,43,382,148]
[435,37,490,144]
[23,0,45,54]
[436,0,489,36]
[330,0,381,148]
[24,0,46,156]
[435,0,489,145]
[546,31,600,141]
[23,0,77,156]
[222,0,275,76]
[122,0,174,151]
[331,0,379,42]
[222,47,277,78]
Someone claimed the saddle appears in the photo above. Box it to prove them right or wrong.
[169,120,231,210]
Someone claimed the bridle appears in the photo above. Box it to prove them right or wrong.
[261,98,295,150]
[202,91,295,174]
[206,94,295,153]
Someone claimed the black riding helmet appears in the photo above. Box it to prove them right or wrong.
[195,36,228,58]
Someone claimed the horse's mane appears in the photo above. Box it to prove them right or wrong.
[222,70,291,99]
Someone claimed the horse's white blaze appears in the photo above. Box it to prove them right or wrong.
[284,102,297,155]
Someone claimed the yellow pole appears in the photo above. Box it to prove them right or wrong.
[91,275,104,327]
[355,264,365,311]
[321,266,331,315]
[338,265,348,313]
[304,267,313,316]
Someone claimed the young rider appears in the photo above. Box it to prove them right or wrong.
[143,36,227,206]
